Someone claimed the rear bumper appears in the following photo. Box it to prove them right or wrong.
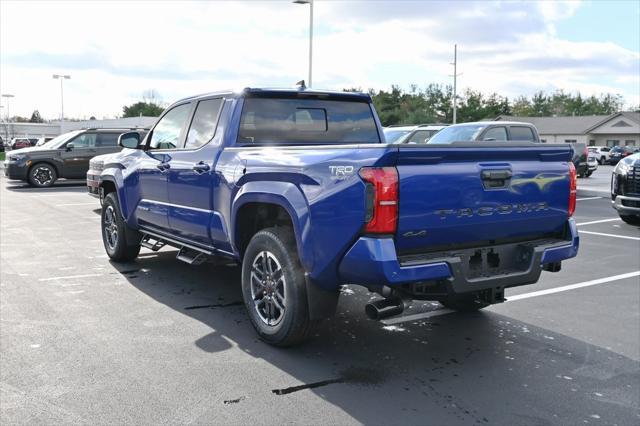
[338,219,579,294]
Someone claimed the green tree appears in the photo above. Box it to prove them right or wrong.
[122,101,164,118]
[29,110,44,123]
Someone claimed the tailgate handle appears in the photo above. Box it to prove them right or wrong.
[481,170,512,180]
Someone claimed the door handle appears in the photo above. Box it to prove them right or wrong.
[481,169,511,189]
[481,170,512,180]
[192,162,210,174]
[156,162,170,172]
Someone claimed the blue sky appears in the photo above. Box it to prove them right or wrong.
[1,0,638,119]
[557,0,640,52]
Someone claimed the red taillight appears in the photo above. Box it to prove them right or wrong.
[568,161,577,217]
[359,167,398,234]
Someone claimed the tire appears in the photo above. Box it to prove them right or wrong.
[28,163,57,187]
[620,215,640,226]
[241,227,319,347]
[599,156,605,165]
[439,293,489,312]
[586,171,593,177]
[101,192,141,262]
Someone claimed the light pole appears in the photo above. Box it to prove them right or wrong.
[449,44,462,124]
[52,74,71,122]
[293,0,313,87]
[1,94,15,122]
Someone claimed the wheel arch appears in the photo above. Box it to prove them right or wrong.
[232,181,313,271]
[99,175,129,220]
[28,160,60,177]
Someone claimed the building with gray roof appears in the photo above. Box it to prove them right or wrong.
[496,112,639,147]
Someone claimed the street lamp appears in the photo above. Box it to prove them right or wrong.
[1,94,15,122]
[52,74,71,122]
[293,0,313,87]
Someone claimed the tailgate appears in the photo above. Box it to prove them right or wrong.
[394,143,572,253]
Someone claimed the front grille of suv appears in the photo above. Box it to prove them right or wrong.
[623,165,640,195]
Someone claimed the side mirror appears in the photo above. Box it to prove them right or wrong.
[66,142,75,151]
[118,132,141,149]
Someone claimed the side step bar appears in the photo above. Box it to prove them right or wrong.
[140,231,213,265]
[176,247,207,265]
[141,234,166,251]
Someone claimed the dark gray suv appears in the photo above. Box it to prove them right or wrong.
[3,128,145,187]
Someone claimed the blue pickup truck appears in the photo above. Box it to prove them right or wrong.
[99,88,579,346]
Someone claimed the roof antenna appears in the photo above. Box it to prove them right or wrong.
[295,80,306,90]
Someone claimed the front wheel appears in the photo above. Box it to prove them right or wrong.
[28,163,57,187]
[620,215,640,226]
[241,227,319,346]
[101,192,141,262]
[586,171,593,177]
[439,293,489,312]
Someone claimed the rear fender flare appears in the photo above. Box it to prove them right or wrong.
[232,181,313,271]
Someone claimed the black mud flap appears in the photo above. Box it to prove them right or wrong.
[305,274,339,320]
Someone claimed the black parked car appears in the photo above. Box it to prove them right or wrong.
[608,146,637,165]
[3,128,145,187]
[611,153,640,225]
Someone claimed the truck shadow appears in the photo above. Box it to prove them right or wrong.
[114,250,640,425]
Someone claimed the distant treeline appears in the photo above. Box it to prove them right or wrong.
[345,84,631,126]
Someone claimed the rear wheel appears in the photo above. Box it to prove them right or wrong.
[241,227,319,346]
[28,163,57,187]
[101,192,141,261]
[439,293,489,312]
[620,215,640,226]
[586,171,593,177]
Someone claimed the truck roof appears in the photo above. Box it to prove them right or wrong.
[454,121,537,127]
[174,87,371,104]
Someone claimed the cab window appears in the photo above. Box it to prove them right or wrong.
[510,126,535,141]
[148,103,191,150]
[96,133,119,147]
[70,133,97,148]
[407,130,430,144]
[184,98,224,149]
[482,127,507,141]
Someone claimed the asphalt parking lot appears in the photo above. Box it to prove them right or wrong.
[1,173,639,425]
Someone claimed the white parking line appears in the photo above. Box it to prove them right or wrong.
[383,271,640,325]
[38,273,103,282]
[576,218,621,226]
[55,202,97,207]
[579,230,640,241]
[507,271,640,301]
[576,196,602,201]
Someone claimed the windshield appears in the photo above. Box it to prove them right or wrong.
[427,125,485,144]
[41,131,82,149]
[383,129,412,143]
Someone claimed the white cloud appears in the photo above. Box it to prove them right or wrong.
[0,0,638,119]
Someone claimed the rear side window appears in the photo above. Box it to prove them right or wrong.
[238,98,380,144]
[185,98,224,149]
[482,127,507,141]
[510,126,536,141]
[97,133,119,147]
